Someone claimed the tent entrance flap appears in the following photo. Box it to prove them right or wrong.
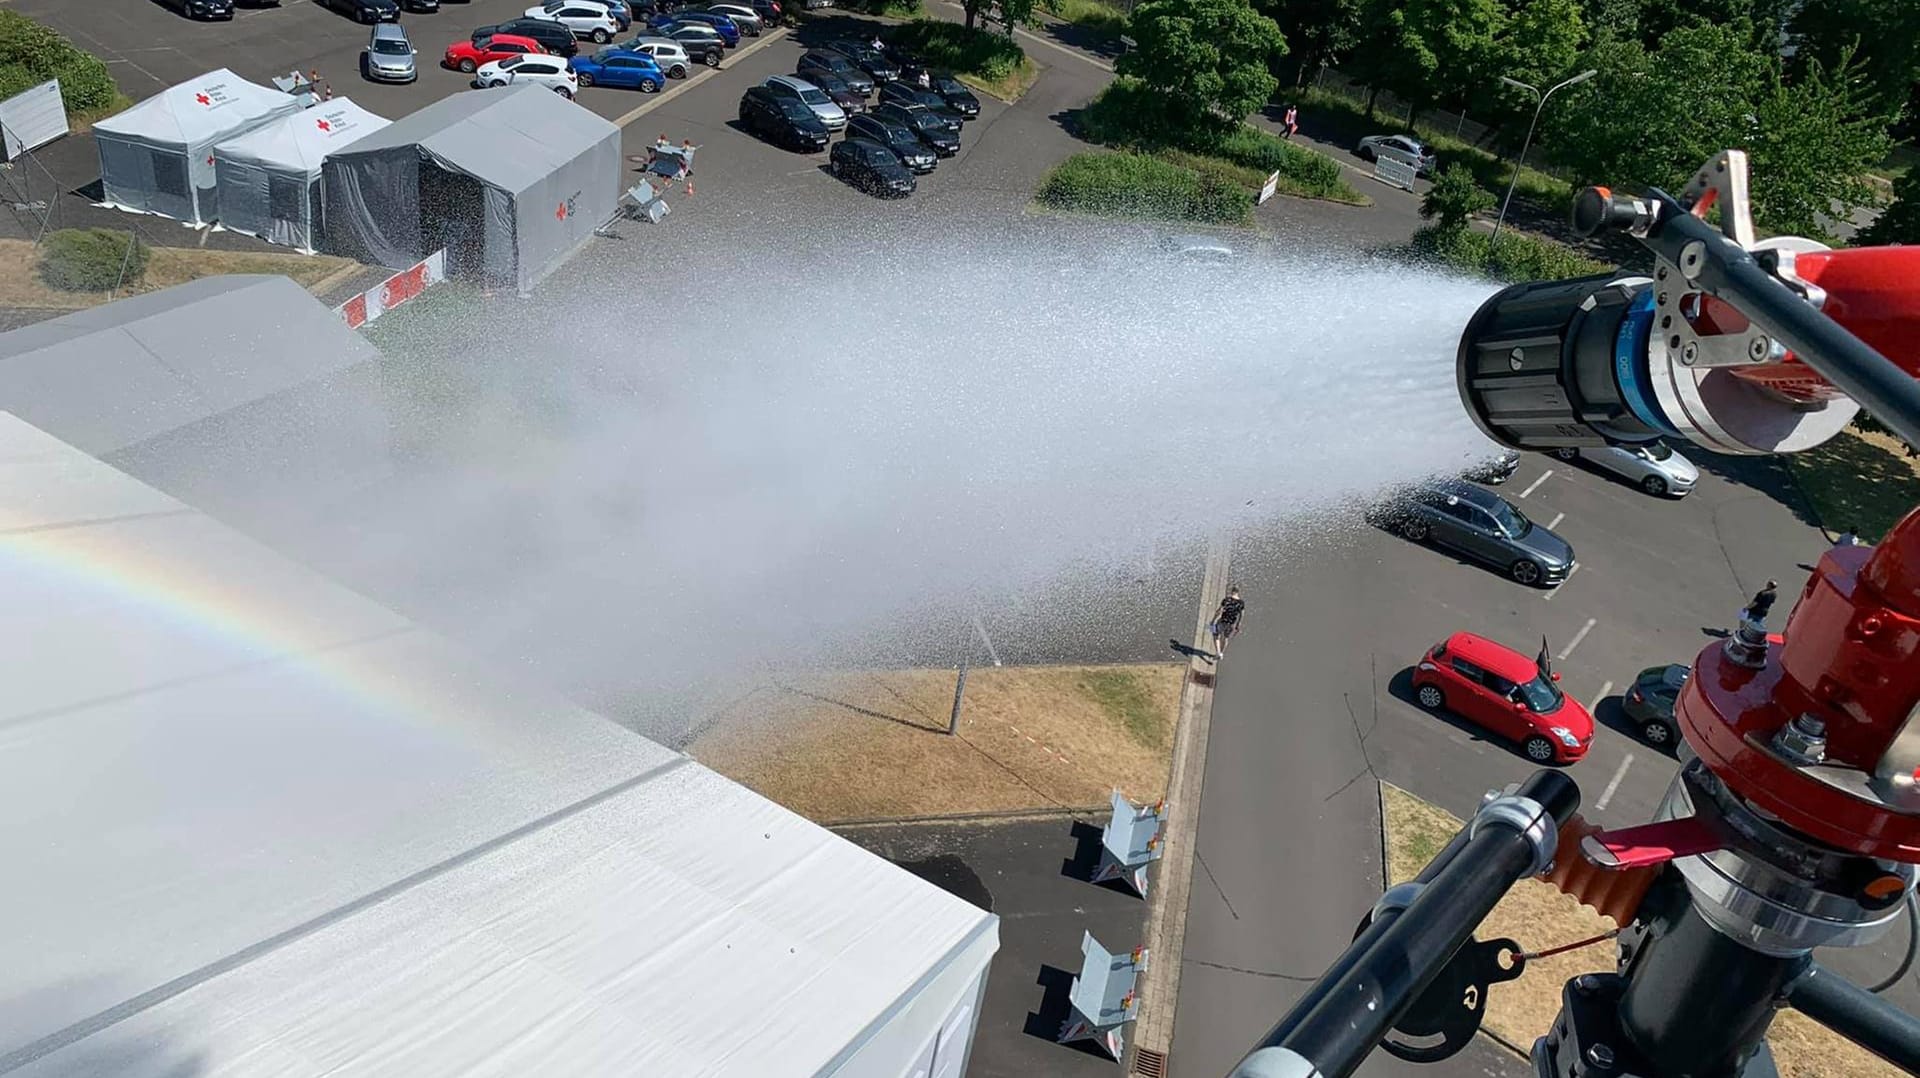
[421,165,491,280]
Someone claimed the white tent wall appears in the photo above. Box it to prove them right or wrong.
[214,99,390,252]
[92,70,302,226]
[508,113,622,293]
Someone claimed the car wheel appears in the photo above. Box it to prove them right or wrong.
[1398,518,1429,542]
[557,86,574,98]
[1416,684,1445,711]
[1357,145,1374,160]
[1642,474,1669,496]
[578,71,595,86]
[641,78,660,92]
[1641,719,1676,748]
[459,58,477,73]
[1511,560,1543,586]
[1553,447,1578,461]
[706,51,721,66]
[1523,735,1556,763]
[592,28,611,41]
[670,63,687,78]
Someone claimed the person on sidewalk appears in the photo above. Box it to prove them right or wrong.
[1211,587,1246,655]
[1282,104,1299,140]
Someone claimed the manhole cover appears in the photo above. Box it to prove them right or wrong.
[1133,1046,1168,1078]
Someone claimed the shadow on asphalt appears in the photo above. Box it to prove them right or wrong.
[1364,518,1553,593]
[1022,964,1115,1059]
[1592,696,1676,760]
[1058,820,1146,897]
[889,852,996,910]
[1034,20,1124,64]
[1386,665,1537,765]
[1685,448,1824,532]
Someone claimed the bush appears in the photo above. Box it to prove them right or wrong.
[1043,0,1129,36]
[1037,151,1252,225]
[1410,225,1610,282]
[838,0,922,15]
[885,20,1026,83]
[0,12,119,114]
[1079,82,1359,202]
[1209,125,1345,195]
[39,228,149,292]
[1420,163,1495,231]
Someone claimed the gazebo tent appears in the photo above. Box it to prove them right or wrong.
[213,98,389,251]
[92,69,302,226]
[321,84,619,292]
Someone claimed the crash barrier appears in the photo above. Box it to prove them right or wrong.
[1058,932,1148,1060]
[1373,154,1417,191]
[337,249,445,330]
[1093,790,1165,896]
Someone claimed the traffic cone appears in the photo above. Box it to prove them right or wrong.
[684,176,694,196]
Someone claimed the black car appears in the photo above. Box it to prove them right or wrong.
[803,69,868,115]
[830,138,915,197]
[825,39,900,82]
[319,0,399,21]
[925,72,980,118]
[872,102,959,156]
[1621,664,1688,749]
[160,0,235,18]
[846,114,934,172]
[482,19,581,54]
[401,0,439,11]
[739,85,829,152]
[747,0,782,25]
[798,51,872,95]
[662,26,725,64]
[877,81,962,129]
[1463,449,1521,485]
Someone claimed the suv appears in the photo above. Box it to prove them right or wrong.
[798,51,872,95]
[659,24,725,65]
[320,0,399,22]
[160,0,235,19]
[739,85,830,151]
[764,75,845,130]
[846,113,934,172]
[481,19,581,56]
[830,138,914,197]
[526,2,621,42]
[363,23,418,82]
[825,39,900,82]
[1373,479,1574,587]
[871,101,958,156]
[877,81,961,128]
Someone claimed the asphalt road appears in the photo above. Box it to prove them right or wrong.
[1169,448,1920,1076]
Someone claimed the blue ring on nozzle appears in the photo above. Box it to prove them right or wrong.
[1614,288,1682,440]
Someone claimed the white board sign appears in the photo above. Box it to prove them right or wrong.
[0,79,68,161]
[1373,155,1417,191]
[1258,169,1280,204]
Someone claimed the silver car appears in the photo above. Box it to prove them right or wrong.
[765,74,845,130]
[1356,133,1437,176]
[1552,441,1699,497]
[363,23,417,83]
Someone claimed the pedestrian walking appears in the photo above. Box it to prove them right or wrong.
[1281,104,1300,140]
[1211,586,1246,655]
[1743,580,1779,627]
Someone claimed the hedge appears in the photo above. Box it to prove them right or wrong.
[1037,151,1252,225]
[884,20,1025,83]
[40,228,149,292]
[0,12,119,114]
[1410,225,1610,283]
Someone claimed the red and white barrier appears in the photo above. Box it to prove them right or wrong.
[337,249,446,330]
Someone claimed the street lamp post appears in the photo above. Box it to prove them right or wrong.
[1490,68,1596,243]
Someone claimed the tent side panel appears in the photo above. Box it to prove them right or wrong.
[213,155,272,241]
[321,149,425,269]
[512,128,621,294]
[96,133,197,223]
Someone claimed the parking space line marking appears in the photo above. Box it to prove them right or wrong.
[1556,618,1597,661]
[1593,680,1614,709]
[1595,753,1635,811]
[610,28,790,129]
[1543,562,1579,600]
[1547,512,1565,530]
[1518,470,1554,499]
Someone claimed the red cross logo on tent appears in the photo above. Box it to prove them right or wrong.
[316,118,332,132]
[206,154,215,166]
[195,92,211,106]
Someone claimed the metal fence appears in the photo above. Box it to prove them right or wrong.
[1308,67,1494,147]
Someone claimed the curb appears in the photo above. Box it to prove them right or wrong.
[825,804,1108,829]
[1127,533,1230,1074]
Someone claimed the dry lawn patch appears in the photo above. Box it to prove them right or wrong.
[0,237,357,311]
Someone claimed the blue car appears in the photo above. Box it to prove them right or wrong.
[655,10,739,44]
[572,48,666,90]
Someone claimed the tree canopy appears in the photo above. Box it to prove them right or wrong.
[1116,0,1288,129]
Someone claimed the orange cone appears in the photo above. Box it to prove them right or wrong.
[685,177,694,196]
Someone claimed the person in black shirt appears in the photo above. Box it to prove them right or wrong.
[1211,586,1246,655]
[1743,580,1779,626]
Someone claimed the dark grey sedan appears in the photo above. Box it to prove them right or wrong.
[1622,663,1688,748]
[1375,479,1575,587]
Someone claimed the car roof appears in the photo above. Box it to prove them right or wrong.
[766,73,813,89]
[1421,478,1501,509]
[480,33,545,48]
[629,35,681,47]
[371,22,408,39]
[1443,632,1541,682]
[594,48,652,60]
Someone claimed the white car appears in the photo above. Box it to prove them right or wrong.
[475,54,579,97]
[525,2,620,42]
[1356,133,1438,176]
[706,3,763,33]
[625,36,692,78]
[1552,441,1699,497]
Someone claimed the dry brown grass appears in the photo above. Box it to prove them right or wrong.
[1381,783,1900,1077]
[1789,423,1920,544]
[0,237,359,311]
[688,663,1183,822]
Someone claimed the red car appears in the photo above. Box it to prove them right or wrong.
[443,33,547,73]
[1411,632,1593,763]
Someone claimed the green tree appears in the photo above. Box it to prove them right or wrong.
[1400,0,1506,110]
[1746,51,1895,237]
[1421,162,1497,229]
[1259,0,1364,86]
[1859,168,1920,245]
[1788,0,1920,117]
[1475,0,1587,144]
[1116,0,1287,132]
[1340,0,1420,117]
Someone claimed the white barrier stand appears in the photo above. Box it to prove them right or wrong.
[1092,790,1166,896]
[1058,932,1148,1060]
[1258,169,1280,205]
[1373,155,1418,191]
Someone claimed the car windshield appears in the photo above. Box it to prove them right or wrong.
[1643,442,1674,461]
[799,87,828,104]
[1488,498,1529,539]
[934,77,964,93]
[373,39,409,53]
[1660,666,1689,690]
[777,100,813,120]
[497,55,525,69]
[1515,673,1564,713]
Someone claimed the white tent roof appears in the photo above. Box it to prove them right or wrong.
[0,412,997,1077]
[214,98,390,173]
[92,68,297,146]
